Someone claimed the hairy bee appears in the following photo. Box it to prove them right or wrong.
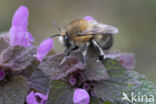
[52,16,118,64]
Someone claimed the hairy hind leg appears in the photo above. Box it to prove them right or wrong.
[91,39,105,61]
[82,42,90,65]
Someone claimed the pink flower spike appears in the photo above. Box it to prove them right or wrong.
[9,5,34,47]
[36,38,53,62]
[12,6,29,28]
[84,16,94,21]
[26,91,49,104]
[73,88,90,104]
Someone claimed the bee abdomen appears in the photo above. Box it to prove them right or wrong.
[95,34,113,50]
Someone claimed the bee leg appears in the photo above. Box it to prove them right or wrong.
[61,46,78,65]
[67,48,72,55]
[64,48,71,56]
[82,43,90,65]
[91,39,105,61]
[60,48,72,66]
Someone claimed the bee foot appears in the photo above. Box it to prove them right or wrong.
[99,55,105,61]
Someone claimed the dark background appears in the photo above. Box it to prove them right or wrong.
[0,0,156,84]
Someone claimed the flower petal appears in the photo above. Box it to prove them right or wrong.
[34,92,48,104]
[9,5,34,47]
[26,91,49,104]
[83,16,94,21]
[9,27,33,47]
[36,38,53,62]
[12,5,29,29]
[26,91,38,104]
[73,88,90,104]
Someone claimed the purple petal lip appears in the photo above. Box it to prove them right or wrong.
[83,16,94,21]
[0,70,5,80]
[9,5,34,47]
[73,88,90,104]
[26,91,49,104]
[36,38,53,62]
[26,91,38,104]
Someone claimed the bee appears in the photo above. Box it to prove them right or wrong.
[51,16,118,64]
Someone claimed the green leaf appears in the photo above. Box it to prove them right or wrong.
[48,80,74,104]
[90,97,102,104]
[127,70,156,104]
[0,76,28,104]
[94,59,156,104]
[28,69,51,94]
[83,60,109,81]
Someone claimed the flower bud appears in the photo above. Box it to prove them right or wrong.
[73,88,90,104]
[69,76,77,86]
[36,38,53,62]
[83,16,94,21]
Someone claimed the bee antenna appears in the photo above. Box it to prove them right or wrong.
[50,34,62,38]
[52,20,62,32]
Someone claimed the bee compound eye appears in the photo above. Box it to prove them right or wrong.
[64,35,71,48]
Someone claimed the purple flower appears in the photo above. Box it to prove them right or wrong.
[9,6,34,47]
[83,83,90,91]
[26,91,49,104]
[36,38,53,62]
[73,88,90,104]
[83,16,94,21]
[0,70,5,80]
[69,76,77,86]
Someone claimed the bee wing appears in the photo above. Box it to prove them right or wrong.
[78,23,119,36]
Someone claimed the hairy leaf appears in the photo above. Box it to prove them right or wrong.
[0,76,28,104]
[0,33,9,53]
[28,69,51,94]
[94,59,156,104]
[90,97,102,104]
[126,70,156,104]
[83,60,109,81]
[48,80,74,104]
[0,46,38,72]
[105,52,136,70]
[39,54,85,80]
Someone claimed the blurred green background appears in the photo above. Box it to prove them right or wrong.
[0,0,156,84]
